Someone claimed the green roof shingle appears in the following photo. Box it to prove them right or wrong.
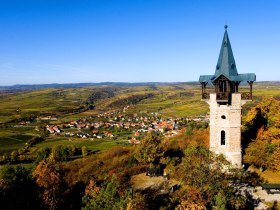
[199,26,256,83]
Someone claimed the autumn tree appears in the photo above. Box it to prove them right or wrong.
[134,132,164,167]
[173,145,249,209]
[243,139,270,170]
[33,161,65,210]
[269,147,280,171]
[243,98,280,171]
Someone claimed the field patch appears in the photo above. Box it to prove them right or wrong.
[0,134,34,155]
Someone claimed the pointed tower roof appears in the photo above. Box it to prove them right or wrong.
[215,25,238,77]
[199,26,256,83]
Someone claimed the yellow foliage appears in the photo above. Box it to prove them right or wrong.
[33,161,64,210]
[269,147,280,171]
[244,97,280,171]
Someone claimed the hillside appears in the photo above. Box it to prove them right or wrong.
[0,82,280,209]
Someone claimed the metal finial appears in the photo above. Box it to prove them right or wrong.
[224,25,228,30]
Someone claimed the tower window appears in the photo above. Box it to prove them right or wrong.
[221,115,226,119]
[221,130,225,145]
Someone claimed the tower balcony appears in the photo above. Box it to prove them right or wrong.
[202,92,230,101]
[202,92,252,100]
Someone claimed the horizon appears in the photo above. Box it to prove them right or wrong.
[1,0,280,85]
[1,80,280,88]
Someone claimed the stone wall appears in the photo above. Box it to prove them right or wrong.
[206,93,246,167]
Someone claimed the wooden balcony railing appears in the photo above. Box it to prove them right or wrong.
[201,92,252,100]
[216,92,230,101]
[241,92,252,100]
[202,92,210,99]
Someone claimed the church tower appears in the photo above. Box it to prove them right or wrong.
[199,26,256,167]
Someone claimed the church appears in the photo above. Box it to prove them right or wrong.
[199,26,256,167]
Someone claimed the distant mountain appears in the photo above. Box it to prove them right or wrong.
[0,82,199,91]
[0,81,279,92]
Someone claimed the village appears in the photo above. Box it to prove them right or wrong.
[44,107,208,144]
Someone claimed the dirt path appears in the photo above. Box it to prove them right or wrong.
[131,173,166,190]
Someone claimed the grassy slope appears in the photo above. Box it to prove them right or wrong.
[0,88,91,123]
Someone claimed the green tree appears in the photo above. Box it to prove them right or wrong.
[0,165,30,184]
[0,165,39,209]
[48,145,69,162]
[36,147,51,163]
[82,175,132,210]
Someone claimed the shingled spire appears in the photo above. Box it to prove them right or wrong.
[199,25,255,84]
[215,25,238,77]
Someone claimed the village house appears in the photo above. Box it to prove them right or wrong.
[46,125,61,134]
[128,138,140,144]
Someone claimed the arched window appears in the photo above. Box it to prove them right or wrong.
[221,130,225,145]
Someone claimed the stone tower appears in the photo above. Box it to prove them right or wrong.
[199,26,256,167]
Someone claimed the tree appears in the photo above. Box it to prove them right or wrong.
[33,161,65,210]
[134,132,164,167]
[173,145,248,209]
[243,98,280,171]
[36,147,51,163]
[0,165,39,209]
[0,165,31,185]
[82,146,88,157]
[82,175,132,210]
[48,145,69,163]
[10,150,19,162]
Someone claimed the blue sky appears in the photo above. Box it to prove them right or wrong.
[0,0,279,85]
